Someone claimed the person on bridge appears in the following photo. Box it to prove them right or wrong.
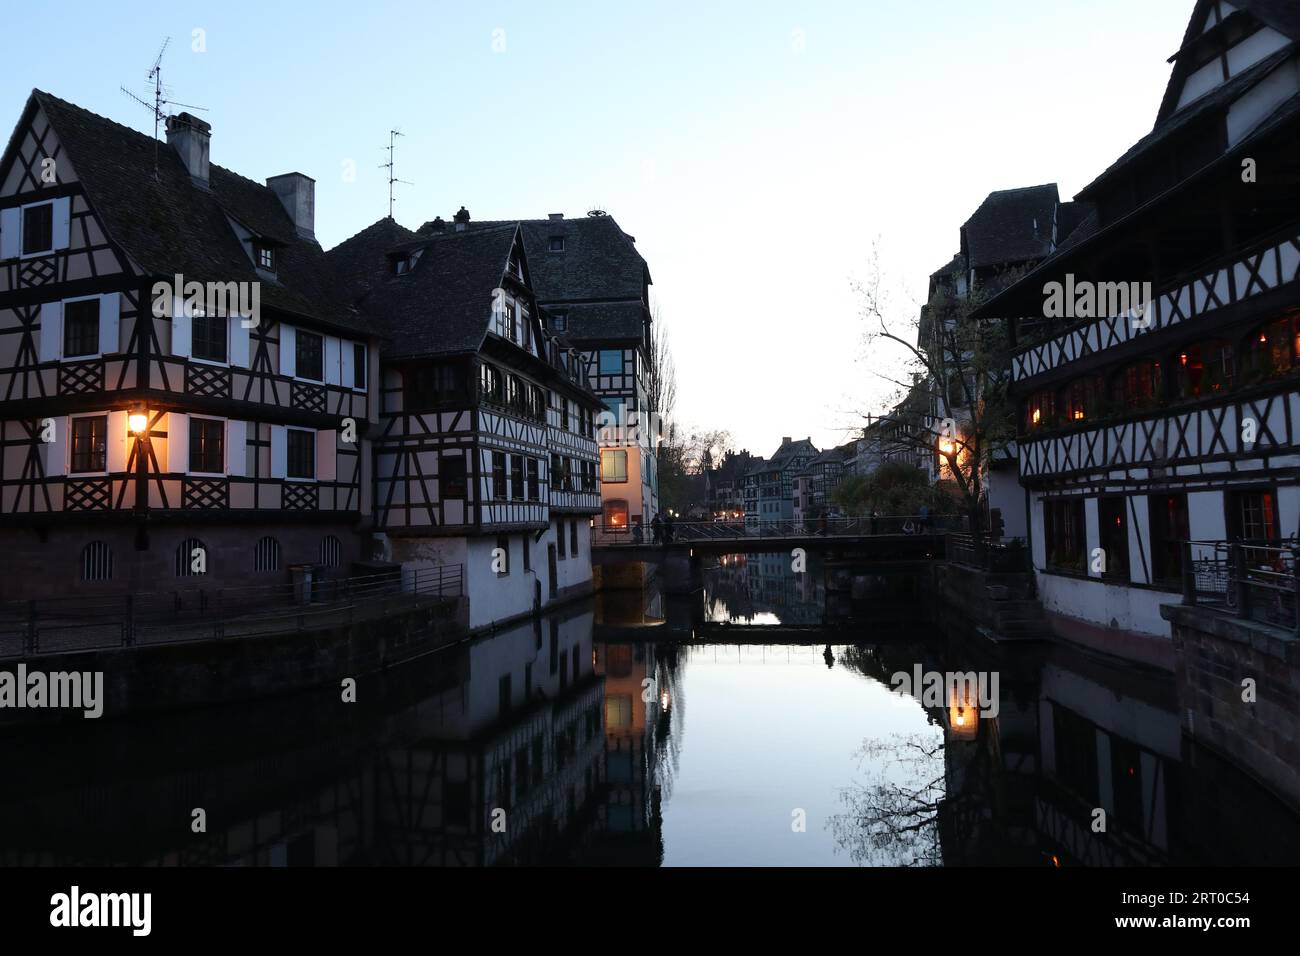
[651,512,663,544]
[632,517,644,544]
[819,513,828,536]
[664,512,675,545]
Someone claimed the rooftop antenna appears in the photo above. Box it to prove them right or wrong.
[380,130,413,219]
[119,37,208,178]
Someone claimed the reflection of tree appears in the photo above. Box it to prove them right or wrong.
[828,733,946,867]
[649,643,686,806]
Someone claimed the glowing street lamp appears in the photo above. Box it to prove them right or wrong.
[128,408,149,437]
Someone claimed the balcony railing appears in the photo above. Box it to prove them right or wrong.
[0,565,463,660]
[946,532,1030,573]
[1181,539,1300,636]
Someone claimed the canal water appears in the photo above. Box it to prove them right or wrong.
[2,552,1298,866]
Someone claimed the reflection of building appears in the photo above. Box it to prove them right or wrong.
[704,551,824,624]
[377,608,605,865]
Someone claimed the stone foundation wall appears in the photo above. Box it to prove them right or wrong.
[1163,603,1300,809]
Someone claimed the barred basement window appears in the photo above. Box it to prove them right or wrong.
[320,535,342,568]
[176,537,208,577]
[81,541,113,582]
[255,536,281,572]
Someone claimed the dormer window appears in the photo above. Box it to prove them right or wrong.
[549,236,565,253]
[551,311,567,332]
[255,243,275,271]
[394,256,410,275]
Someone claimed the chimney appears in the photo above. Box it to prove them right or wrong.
[267,173,316,240]
[548,212,563,220]
[782,436,792,445]
[166,112,211,187]
[428,216,446,234]
[454,206,471,232]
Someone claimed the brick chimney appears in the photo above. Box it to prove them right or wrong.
[267,173,316,240]
[166,112,211,187]
[454,206,471,232]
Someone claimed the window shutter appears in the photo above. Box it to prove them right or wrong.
[316,429,337,481]
[0,207,18,259]
[43,416,67,477]
[325,336,341,385]
[38,301,62,363]
[230,319,250,367]
[52,197,71,250]
[171,297,191,357]
[107,410,128,473]
[98,293,120,356]
[279,324,295,376]
[226,420,247,476]
[270,425,287,478]
[341,341,355,389]
[168,412,189,474]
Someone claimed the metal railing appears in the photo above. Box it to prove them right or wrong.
[946,533,1030,573]
[1182,539,1300,635]
[0,564,463,660]
[593,514,968,547]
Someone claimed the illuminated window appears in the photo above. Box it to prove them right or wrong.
[603,498,629,530]
[601,449,628,483]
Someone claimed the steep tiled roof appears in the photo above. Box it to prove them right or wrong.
[1080,45,1295,200]
[23,91,361,332]
[551,301,644,343]
[961,184,1060,269]
[324,216,418,306]
[347,224,519,360]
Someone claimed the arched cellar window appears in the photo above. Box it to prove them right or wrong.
[81,541,113,582]
[176,537,208,577]
[320,535,342,568]
[255,536,281,572]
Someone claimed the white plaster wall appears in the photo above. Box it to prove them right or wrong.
[1126,494,1153,585]
[1187,490,1226,542]
[1037,573,1177,638]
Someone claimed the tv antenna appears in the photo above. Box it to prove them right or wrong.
[119,37,208,177]
[380,130,413,218]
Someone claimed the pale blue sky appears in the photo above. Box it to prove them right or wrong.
[2,0,1197,454]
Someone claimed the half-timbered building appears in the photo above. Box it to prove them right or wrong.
[0,91,376,600]
[331,212,604,629]
[414,212,659,533]
[978,0,1300,644]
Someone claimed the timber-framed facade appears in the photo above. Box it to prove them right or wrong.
[979,0,1300,639]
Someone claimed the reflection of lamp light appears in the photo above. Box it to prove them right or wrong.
[947,683,980,741]
[660,689,671,710]
[128,410,149,436]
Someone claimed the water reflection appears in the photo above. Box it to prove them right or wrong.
[1,553,1297,866]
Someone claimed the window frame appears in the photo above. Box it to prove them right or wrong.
[61,295,102,360]
[68,412,109,475]
[188,415,227,476]
[190,311,230,366]
[285,426,316,481]
[601,448,629,484]
[21,200,55,258]
[294,329,325,383]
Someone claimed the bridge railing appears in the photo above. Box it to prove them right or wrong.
[594,514,967,547]
[946,533,1030,573]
